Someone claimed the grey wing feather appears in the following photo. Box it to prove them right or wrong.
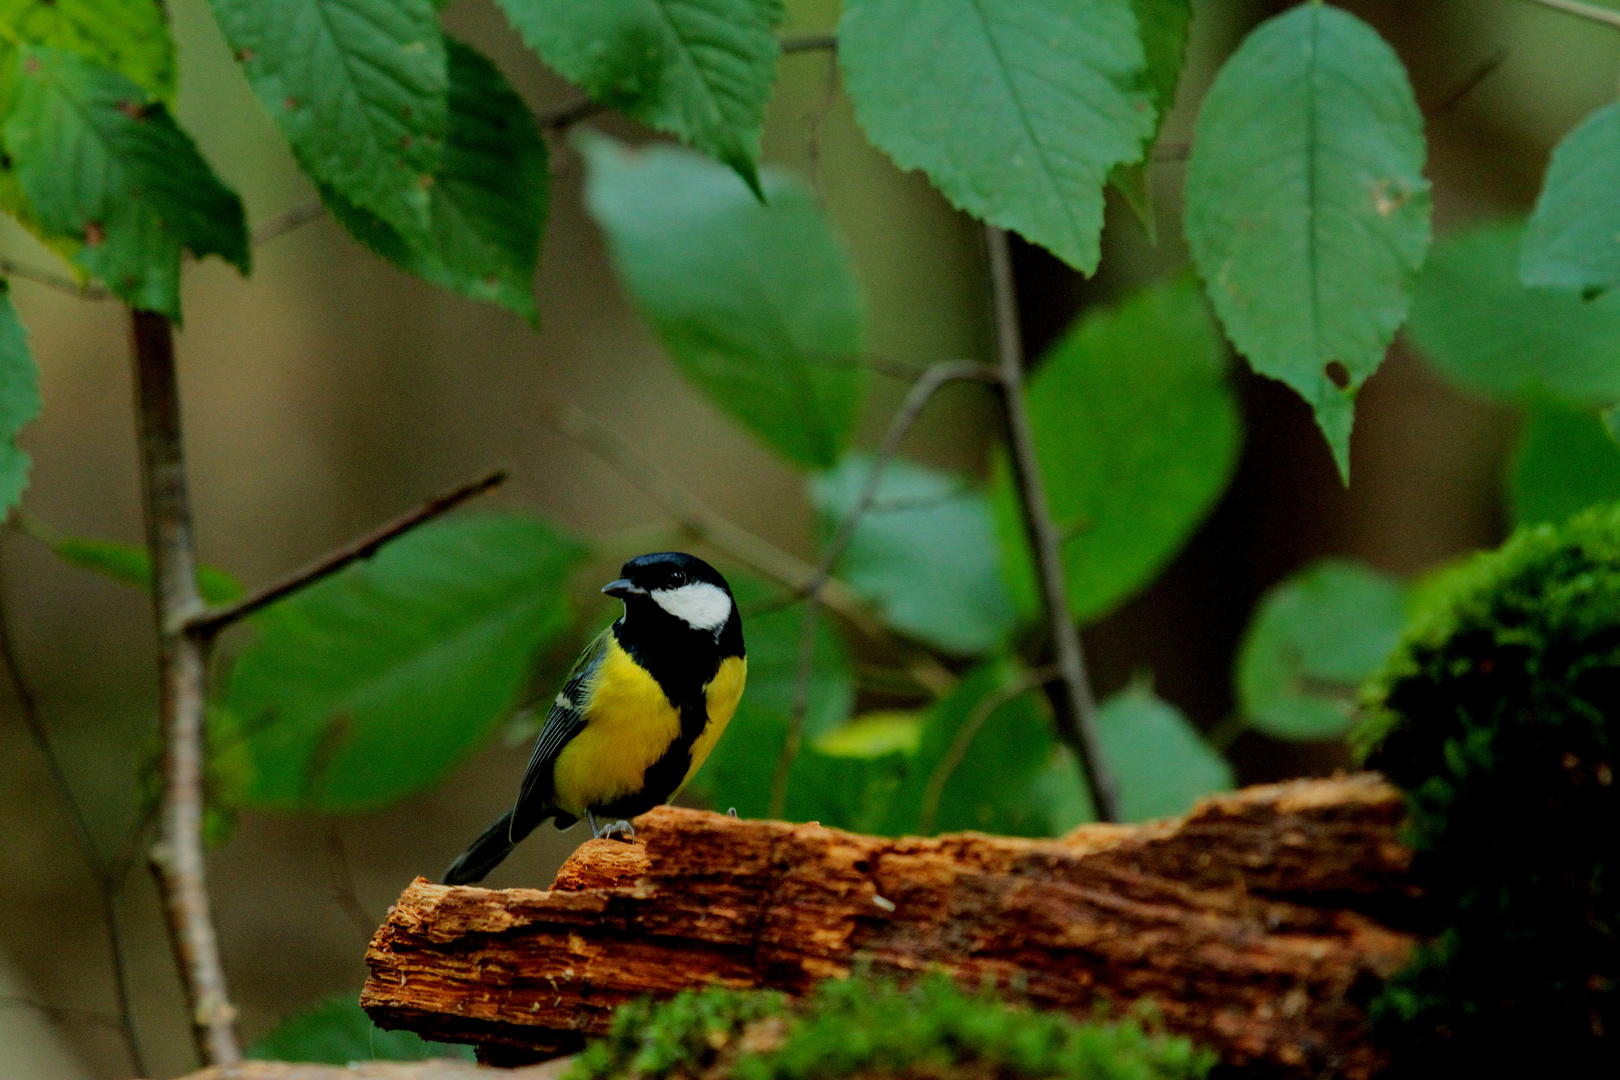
[511,627,612,835]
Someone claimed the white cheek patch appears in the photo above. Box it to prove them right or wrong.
[652,582,732,631]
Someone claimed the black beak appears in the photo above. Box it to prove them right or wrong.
[601,578,646,599]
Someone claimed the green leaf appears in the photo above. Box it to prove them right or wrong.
[320,39,547,323]
[1184,3,1431,482]
[992,278,1239,625]
[809,454,1016,655]
[581,133,865,468]
[813,711,921,758]
[0,284,40,518]
[1109,0,1192,240]
[1407,220,1620,405]
[1522,101,1620,292]
[1235,558,1403,741]
[250,995,473,1063]
[727,574,853,738]
[4,47,249,319]
[20,521,243,604]
[1097,681,1232,822]
[1509,401,1620,527]
[494,0,782,192]
[208,0,447,240]
[217,515,585,812]
[839,0,1154,273]
[0,0,178,267]
[878,657,1066,838]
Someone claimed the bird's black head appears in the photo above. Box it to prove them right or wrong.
[601,552,736,634]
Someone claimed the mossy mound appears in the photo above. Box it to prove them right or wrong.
[568,974,1212,1080]
[1360,503,1620,1071]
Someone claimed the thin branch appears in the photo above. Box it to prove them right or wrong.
[1,258,111,300]
[185,469,507,639]
[984,225,1118,824]
[770,360,998,813]
[0,996,125,1030]
[549,400,956,697]
[782,32,838,54]
[323,827,378,945]
[537,96,606,131]
[129,309,241,1067]
[1519,0,1620,31]
[917,665,1058,835]
[0,548,148,1076]
[252,201,327,247]
[1423,49,1507,117]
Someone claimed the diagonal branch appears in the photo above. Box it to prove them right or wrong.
[185,469,507,639]
[983,225,1117,823]
[1519,0,1620,31]
[1,258,111,300]
[548,400,956,698]
[0,551,146,1075]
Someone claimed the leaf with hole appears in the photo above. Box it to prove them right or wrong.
[1508,401,1620,527]
[4,47,249,318]
[1184,3,1431,481]
[582,133,865,468]
[209,0,446,240]
[494,0,782,192]
[839,0,1154,273]
[810,454,1016,655]
[0,284,39,519]
[0,0,178,268]
[1236,559,1404,741]
[1407,220,1620,405]
[992,277,1239,625]
[1522,101,1620,293]
[320,38,547,323]
[216,515,585,812]
[250,996,473,1063]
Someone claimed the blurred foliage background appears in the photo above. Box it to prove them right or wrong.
[3,0,1617,1075]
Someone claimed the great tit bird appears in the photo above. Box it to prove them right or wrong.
[442,552,745,885]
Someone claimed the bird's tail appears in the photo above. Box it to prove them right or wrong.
[442,809,535,885]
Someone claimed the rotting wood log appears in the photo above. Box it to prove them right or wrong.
[362,774,1417,1079]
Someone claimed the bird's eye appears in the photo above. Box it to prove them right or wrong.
[669,572,686,587]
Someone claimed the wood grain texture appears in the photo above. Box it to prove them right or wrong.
[162,1060,571,1080]
[362,775,1416,1078]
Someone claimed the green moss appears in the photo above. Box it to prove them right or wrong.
[1359,503,1620,1071]
[569,974,1212,1080]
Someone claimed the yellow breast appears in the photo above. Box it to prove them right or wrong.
[680,655,747,793]
[550,642,747,818]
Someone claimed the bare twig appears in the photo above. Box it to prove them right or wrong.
[1423,49,1508,117]
[252,201,327,247]
[983,226,1118,823]
[185,469,506,638]
[537,96,606,131]
[0,549,148,1075]
[550,400,956,697]
[0,996,125,1030]
[129,309,241,1067]
[323,827,379,945]
[1,258,111,300]
[1519,0,1620,31]
[917,665,1059,835]
[782,32,838,53]
[768,360,998,812]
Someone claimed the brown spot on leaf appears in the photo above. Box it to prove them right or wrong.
[22,56,39,75]
[116,99,151,121]
[284,96,299,112]
[84,222,105,246]
[418,174,434,190]
[1324,360,1350,390]
[235,48,255,63]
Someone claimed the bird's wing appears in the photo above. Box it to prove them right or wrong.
[511,625,613,835]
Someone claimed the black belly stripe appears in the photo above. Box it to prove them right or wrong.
[596,697,709,819]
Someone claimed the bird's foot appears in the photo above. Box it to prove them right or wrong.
[588,813,636,842]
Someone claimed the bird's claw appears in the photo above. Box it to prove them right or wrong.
[589,815,636,843]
